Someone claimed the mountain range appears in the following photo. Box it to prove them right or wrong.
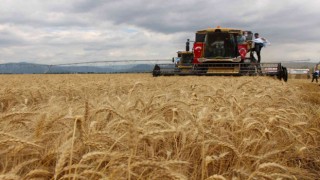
[0,62,155,74]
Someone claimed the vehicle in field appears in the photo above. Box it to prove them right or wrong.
[153,26,288,81]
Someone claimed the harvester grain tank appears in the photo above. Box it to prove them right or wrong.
[153,26,288,82]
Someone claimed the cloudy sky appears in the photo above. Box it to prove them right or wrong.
[0,0,320,65]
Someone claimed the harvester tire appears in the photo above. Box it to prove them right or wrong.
[152,65,161,77]
[282,66,288,82]
[277,65,283,81]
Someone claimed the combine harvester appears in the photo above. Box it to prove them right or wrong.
[153,26,288,82]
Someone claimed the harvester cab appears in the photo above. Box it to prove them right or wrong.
[153,26,288,82]
[173,51,193,66]
[193,28,253,64]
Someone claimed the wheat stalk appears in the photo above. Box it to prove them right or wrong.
[54,138,73,180]
[59,174,87,180]
[204,140,241,158]
[9,158,39,174]
[84,101,89,123]
[258,162,288,171]
[0,174,20,180]
[0,139,43,149]
[24,169,53,179]
[80,170,107,179]
[205,174,227,180]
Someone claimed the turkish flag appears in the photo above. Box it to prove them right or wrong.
[237,44,248,59]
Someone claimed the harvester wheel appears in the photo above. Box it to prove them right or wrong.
[152,65,161,77]
[282,66,288,82]
[277,65,283,80]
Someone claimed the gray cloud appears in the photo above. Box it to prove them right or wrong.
[0,31,27,47]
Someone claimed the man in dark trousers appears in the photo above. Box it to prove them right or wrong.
[252,33,268,63]
[311,70,319,83]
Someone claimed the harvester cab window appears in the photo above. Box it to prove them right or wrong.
[181,53,193,64]
[196,33,206,42]
[244,31,253,41]
[205,32,236,58]
[237,34,246,44]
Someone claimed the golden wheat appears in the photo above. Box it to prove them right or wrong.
[0,74,319,179]
[24,169,52,179]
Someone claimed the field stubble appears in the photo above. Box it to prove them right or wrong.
[0,74,319,180]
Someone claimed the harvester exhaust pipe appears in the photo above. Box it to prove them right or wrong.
[186,39,190,52]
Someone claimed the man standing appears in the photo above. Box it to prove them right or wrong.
[311,69,319,83]
[252,33,268,63]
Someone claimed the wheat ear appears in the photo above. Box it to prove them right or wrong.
[24,169,52,179]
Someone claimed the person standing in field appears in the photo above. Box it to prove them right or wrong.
[252,33,269,63]
[311,69,319,83]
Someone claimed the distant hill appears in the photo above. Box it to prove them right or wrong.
[0,62,155,74]
[0,62,50,74]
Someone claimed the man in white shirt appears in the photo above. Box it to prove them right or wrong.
[253,33,268,63]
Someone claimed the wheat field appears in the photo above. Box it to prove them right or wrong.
[0,74,319,180]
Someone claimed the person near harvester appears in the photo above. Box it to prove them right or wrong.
[311,69,319,83]
[252,33,269,63]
